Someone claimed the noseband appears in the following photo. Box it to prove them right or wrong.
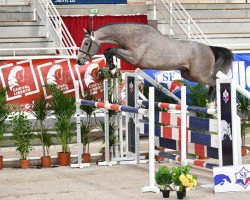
[79,35,100,60]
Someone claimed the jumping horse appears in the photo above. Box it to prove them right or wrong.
[76,23,234,102]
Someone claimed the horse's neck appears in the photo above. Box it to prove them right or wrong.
[95,25,129,45]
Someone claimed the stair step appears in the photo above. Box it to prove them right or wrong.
[0,21,42,26]
[0,37,51,43]
[0,26,47,38]
[0,12,33,21]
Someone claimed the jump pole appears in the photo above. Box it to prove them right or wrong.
[181,86,187,166]
[141,87,160,193]
[71,81,90,168]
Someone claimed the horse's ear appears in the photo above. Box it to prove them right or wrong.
[83,28,91,35]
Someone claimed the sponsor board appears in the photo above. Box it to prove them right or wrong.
[213,165,250,193]
[0,58,105,110]
[233,54,250,92]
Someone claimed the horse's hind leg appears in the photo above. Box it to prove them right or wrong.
[208,86,216,103]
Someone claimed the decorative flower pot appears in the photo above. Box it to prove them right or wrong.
[41,156,51,168]
[162,190,170,198]
[242,146,247,156]
[0,155,3,170]
[58,152,71,166]
[102,152,112,161]
[20,159,29,169]
[82,153,91,163]
[176,190,186,199]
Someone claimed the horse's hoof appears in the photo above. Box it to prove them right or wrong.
[108,63,116,70]
[98,69,105,78]
[207,101,216,109]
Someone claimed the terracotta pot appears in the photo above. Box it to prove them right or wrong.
[58,152,71,166]
[41,156,51,168]
[199,155,208,159]
[0,155,3,170]
[20,159,29,169]
[102,152,112,160]
[242,146,247,156]
[82,153,91,163]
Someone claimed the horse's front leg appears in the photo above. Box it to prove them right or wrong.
[103,48,116,70]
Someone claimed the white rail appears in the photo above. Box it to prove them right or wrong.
[33,0,77,56]
[156,0,210,44]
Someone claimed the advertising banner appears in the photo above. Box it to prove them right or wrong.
[213,165,250,193]
[52,0,127,5]
[233,54,250,92]
[0,58,106,110]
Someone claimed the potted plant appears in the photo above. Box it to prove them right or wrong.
[12,112,33,169]
[30,96,53,167]
[98,121,118,160]
[0,88,10,170]
[237,92,250,156]
[155,165,173,198]
[80,91,98,163]
[172,165,197,199]
[48,85,75,166]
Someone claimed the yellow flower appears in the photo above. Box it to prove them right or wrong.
[179,174,185,181]
[186,174,193,180]
[188,183,194,189]
[181,178,190,187]
[193,179,197,187]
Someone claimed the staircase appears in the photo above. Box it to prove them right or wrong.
[0,2,56,58]
[0,0,77,59]
[148,1,250,52]
[183,3,250,52]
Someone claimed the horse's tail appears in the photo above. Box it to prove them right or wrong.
[209,46,234,78]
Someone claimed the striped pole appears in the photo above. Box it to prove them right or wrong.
[137,100,216,115]
[77,99,148,116]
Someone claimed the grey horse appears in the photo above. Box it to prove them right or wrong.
[76,23,234,102]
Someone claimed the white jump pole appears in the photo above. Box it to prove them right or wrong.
[75,80,83,166]
[141,87,160,193]
[181,86,187,166]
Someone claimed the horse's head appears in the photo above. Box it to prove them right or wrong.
[76,29,100,65]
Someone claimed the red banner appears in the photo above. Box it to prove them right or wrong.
[0,58,106,110]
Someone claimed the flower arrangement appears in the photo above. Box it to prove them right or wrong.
[172,165,198,192]
[179,173,197,190]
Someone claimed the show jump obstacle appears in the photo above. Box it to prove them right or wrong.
[74,70,248,193]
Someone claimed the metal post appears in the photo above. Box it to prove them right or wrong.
[141,87,159,193]
[153,0,157,20]
[170,1,174,35]
[45,0,49,38]
[75,81,83,166]
[216,79,223,167]
[181,86,187,166]
[104,80,110,163]
[187,18,191,40]
[231,80,239,166]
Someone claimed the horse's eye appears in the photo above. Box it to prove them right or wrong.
[84,42,89,45]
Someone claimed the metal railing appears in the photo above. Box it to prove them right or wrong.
[155,0,210,44]
[33,0,77,56]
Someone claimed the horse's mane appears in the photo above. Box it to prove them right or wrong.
[93,23,150,32]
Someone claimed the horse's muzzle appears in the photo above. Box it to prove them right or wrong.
[76,58,86,66]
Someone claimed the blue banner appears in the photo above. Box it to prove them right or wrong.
[233,54,250,92]
[52,0,127,4]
